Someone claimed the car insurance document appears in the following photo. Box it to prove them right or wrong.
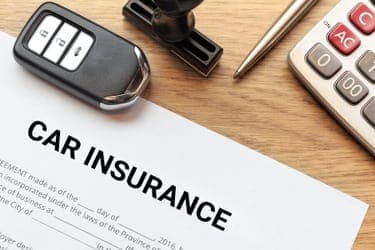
[0,31,368,250]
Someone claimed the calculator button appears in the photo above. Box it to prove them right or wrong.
[43,22,78,63]
[328,23,361,55]
[363,98,375,127]
[60,32,94,71]
[28,15,61,54]
[336,72,369,104]
[358,51,375,82]
[350,3,375,34]
[307,43,342,78]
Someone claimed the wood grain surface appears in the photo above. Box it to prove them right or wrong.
[0,0,374,248]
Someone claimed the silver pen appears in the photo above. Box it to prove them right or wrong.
[233,0,320,79]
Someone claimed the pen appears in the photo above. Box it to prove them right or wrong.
[233,0,320,79]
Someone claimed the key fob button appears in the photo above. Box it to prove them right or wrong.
[28,15,61,54]
[43,22,78,63]
[60,32,94,71]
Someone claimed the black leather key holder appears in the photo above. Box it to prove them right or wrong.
[123,0,223,77]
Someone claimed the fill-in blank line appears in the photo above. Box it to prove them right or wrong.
[32,217,96,250]
[54,216,122,250]
[77,203,94,213]
[118,223,156,242]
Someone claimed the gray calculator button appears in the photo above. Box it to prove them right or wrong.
[60,32,94,71]
[358,51,375,83]
[43,22,78,63]
[336,72,369,104]
[28,15,61,54]
[307,43,342,79]
[363,98,375,127]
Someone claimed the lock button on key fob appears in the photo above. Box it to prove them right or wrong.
[14,2,150,110]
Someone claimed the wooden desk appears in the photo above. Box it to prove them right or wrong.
[0,0,373,248]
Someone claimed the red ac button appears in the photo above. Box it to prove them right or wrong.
[328,23,361,55]
[350,3,375,34]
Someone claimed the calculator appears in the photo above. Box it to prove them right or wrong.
[289,0,375,156]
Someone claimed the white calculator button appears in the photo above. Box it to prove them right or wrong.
[43,22,78,63]
[28,15,61,54]
[60,32,94,71]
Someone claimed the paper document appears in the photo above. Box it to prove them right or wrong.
[0,31,368,250]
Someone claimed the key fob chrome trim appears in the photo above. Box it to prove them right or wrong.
[100,46,151,110]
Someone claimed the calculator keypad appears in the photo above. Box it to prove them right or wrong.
[289,0,375,155]
[27,15,94,71]
[305,2,375,127]
[307,43,342,78]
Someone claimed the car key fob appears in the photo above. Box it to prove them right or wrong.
[13,2,150,111]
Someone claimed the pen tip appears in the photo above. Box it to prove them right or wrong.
[233,71,240,79]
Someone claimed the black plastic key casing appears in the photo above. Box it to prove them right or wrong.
[14,2,150,110]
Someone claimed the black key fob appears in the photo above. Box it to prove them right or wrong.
[13,2,151,111]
